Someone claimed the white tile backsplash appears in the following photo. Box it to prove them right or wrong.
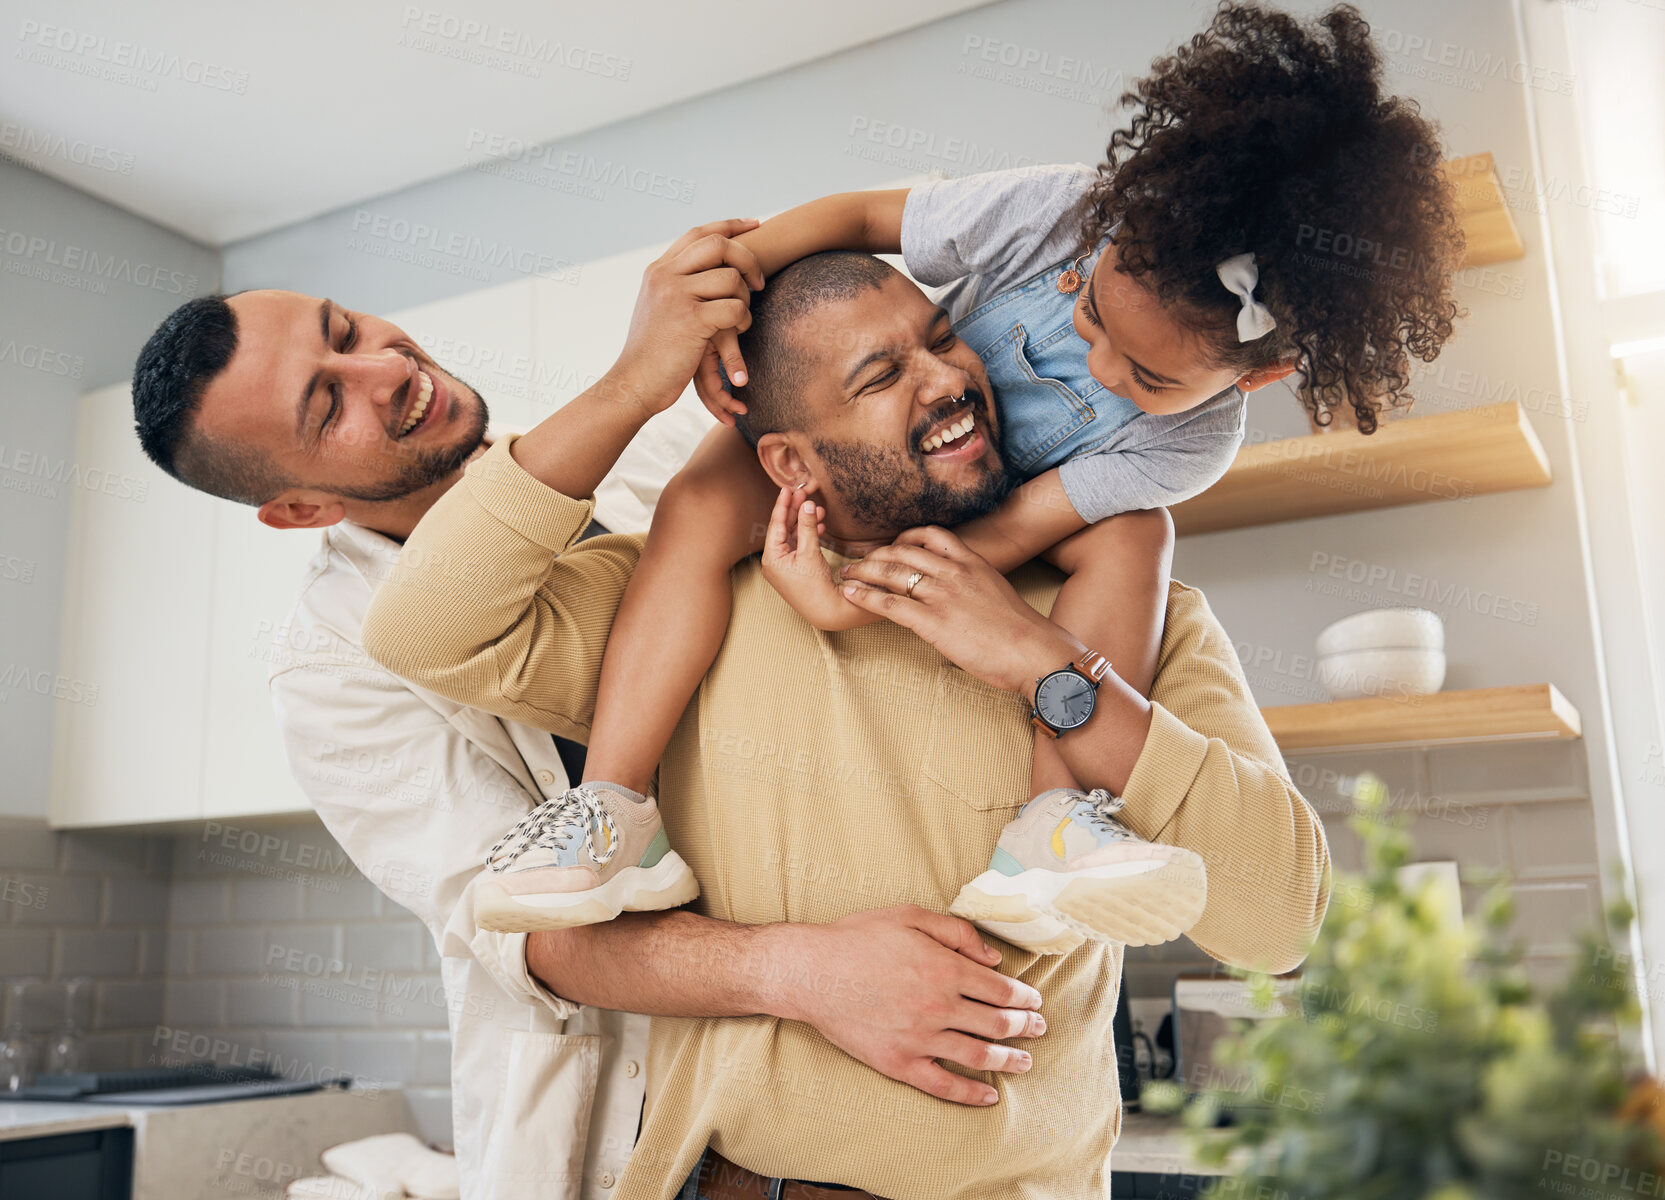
[1507,800,1602,880]
[169,878,231,925]
[1125,742,1612,1003]
[192,926,269,975]
[232,875,308,923]
[57,928,142,976]
[6,758,1607,1155]
[104,876,172,926]
[167,823,452,1132]
[226,978,300,1029]
[0,819,175,1064]
[0,816,453,1145]
[0,929,52,977]
[163,978,225,1029]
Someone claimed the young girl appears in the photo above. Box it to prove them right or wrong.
[476,1,1463,953]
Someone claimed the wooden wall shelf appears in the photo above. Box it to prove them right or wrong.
[1445,152,1526,267]
[1264,684,1582,754]
[1171,401,1551,536]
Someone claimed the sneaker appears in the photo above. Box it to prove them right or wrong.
[475,783,699,933]
[949,788,1206,954]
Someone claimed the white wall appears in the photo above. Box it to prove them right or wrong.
[0,161,219,819]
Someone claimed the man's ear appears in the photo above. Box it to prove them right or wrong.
[257,492,348,531]
[754,432,821,496]
[1237,361,1300,393]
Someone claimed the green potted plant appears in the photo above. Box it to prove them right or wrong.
[1143,776,1665,1199]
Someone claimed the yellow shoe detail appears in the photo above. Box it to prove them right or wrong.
[1050,818,1072,861]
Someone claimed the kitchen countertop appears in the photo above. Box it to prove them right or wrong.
[2,1090,1204,1185]
[1114,1111,1231,1176]
[0,1099,135,1142]
[0,1086,420,1199]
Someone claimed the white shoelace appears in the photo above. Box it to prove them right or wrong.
[1082,788,1140,842]
[485,786,620,873]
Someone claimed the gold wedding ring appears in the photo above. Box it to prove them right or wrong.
[904,571,925,598]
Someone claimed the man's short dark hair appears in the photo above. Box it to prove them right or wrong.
[132,292,293,506]
[733,252,897,448]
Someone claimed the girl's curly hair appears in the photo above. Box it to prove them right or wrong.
[1085,2,1464,433]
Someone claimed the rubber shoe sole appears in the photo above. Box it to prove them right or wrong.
[946,892,1086,955]
[950,851,1207,950]
[476,852,700,933]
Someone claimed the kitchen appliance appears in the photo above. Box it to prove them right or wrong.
[1114,967,1139,1106]
[1172,975,1302,1104]
[12,1064,345,1106]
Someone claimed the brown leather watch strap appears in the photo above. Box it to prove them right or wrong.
[1074,651,1112,684]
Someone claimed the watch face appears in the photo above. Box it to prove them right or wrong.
[1037,670,1096,730]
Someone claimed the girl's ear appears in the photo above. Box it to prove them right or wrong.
[754,432,821,497]
[1237,361,1300,393]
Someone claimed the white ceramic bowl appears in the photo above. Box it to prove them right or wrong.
[1317,648,1447,701]
[1315,607,1444,658]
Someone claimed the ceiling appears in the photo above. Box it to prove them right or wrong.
[0,0,990,246]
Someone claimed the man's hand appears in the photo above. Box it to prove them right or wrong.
[510,219,765,494]
[609,219,765,420]
[771,905,1045,1107]
[839,526,1084,698]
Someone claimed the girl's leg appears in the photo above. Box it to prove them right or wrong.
[951,507,1203,954]
[582,426,779,794]
[1029,508,1175,795]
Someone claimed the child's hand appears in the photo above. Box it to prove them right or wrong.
[694,331,751,427]
[761,486,876,632]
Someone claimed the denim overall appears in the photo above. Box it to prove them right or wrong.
[953,243,1150,479]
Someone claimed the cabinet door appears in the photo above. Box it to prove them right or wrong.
[51,385,214,828]
[0,1128,134,1200]
[199,513,320,820]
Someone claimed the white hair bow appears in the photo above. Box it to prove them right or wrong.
[1216,253,1276,342]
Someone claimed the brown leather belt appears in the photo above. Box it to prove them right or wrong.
[693,1149,889,1200]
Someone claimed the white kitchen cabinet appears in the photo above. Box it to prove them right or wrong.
[198,511,322,821]
[50,384,219,827]
[51,384,320,827]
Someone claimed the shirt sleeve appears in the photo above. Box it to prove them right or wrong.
[361,435,643,741]
[1115,585,1332,975]
[900,162,1099,292]
[268,651,579,1020]
[1058,426,1244,523]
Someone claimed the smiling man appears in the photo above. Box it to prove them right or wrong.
[134,287,489,536]
[358,250,1331,1199]
[129,224,1089,1200]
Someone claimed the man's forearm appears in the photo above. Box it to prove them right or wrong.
[526,910,803,1020]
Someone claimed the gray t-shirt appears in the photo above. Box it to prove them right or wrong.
[901,163,1245,522]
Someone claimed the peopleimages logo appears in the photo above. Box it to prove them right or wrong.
[14,20,250,93]
[0,226,199,294]
[396,7,632,80]
[0,340,83,378]
[347,210,581,285]
[0,122,134,173]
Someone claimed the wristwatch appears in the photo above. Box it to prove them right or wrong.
[1031,651,1113,739]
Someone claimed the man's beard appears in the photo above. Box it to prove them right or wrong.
[333,377,490,504]
[813,388,1015,533]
